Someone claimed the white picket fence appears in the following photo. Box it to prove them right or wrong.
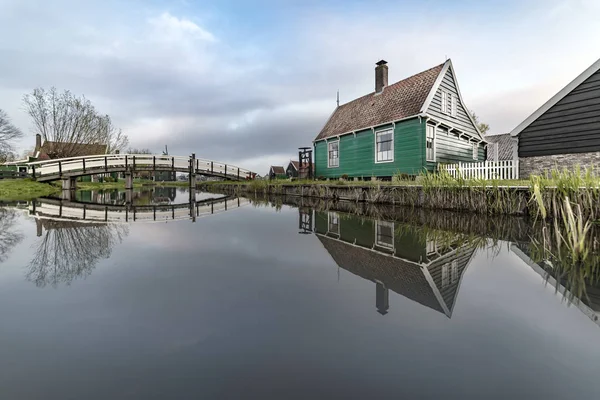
[439,160,519,180]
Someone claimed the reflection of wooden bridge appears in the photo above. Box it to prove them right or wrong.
[29,196,251,223]
[28,154,256,189]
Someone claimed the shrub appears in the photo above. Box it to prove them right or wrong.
[341,174,349,180]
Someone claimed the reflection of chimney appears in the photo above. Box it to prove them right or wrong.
[376,282,389,315]
[35,134,42,152]
[375,60,388,93]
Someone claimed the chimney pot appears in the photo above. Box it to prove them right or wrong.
[375,60,388,93]
[35,134,42,151]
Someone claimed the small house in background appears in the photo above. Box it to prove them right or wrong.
[286,161,299,178]
[33,134,107,160]
[268,165,286,180]
[313,59,485,179]
[31,133,109,182]
[485,133,516,161]
[511,57,600,178]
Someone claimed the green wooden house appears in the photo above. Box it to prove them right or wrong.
[314,59,486,179]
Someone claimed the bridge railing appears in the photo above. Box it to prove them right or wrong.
[27,154,255,180]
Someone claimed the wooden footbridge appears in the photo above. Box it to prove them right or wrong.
[27,153,256,189]
[29,195,251,223]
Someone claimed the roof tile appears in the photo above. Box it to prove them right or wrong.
[315,63,444,141]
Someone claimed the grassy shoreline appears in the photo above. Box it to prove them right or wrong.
[0,179,59,201]
[0,179,189,201]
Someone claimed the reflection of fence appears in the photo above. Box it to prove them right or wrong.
[29,196,251,223]
[439,160,519,180]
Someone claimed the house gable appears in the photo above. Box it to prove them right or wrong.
[513,59,600,157]
[423,60,483,141]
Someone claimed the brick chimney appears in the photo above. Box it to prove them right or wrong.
[35,134,42,152]
[375,60,388,93]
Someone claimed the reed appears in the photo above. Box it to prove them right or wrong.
[527,196,600,307]
[528,166,600,221]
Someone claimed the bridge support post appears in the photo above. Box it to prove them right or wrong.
[61,177,77,191]
[125,189,133,205]
[36,219,43,237]
[189,153,196,189]
[60,189,73,202]
[124,171,133,190]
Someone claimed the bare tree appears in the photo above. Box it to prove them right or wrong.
[22,87,129,158]
[98,113,129,154]
[0,208,24,264]
[0,109,23,162]
[27,219,129,287]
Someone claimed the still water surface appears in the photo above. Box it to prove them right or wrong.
[1,188,600,399]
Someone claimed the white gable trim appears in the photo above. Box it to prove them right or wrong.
[420,60,450,114]
[510,57,600,137]
[420,59,484,141]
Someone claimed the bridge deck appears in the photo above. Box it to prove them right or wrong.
[28,154,255,182]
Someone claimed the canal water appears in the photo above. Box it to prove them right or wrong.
[1,188,600,399]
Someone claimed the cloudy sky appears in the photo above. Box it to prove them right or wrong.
[0,0,599,174]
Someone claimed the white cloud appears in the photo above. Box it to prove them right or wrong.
[148,12,216,43]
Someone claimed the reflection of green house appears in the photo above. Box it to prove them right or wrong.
[314,211,476,317]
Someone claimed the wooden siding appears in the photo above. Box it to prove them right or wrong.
[314,117,425,178]
[425,66,480,139]
[425,126,485,172]
[427,248,475,312]
[519,69,600,157]
[286,164,298,178]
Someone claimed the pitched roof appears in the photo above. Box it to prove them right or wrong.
[485,133,514,161]
[510,57,600,137]
[289,160,299,170]
[270,165,285,174]
[37,141,108,160]
[315,63,445,141]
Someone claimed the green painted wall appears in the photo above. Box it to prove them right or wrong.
[314,211,427,262]
[315,117,425,179]
[314,117,486,178]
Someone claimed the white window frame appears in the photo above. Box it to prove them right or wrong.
[451,260,458,284]
[426,125,436,162]
[472,143,478,160]
[441,89,456,117]
[374,128,394,164]
[328,212,340,235]
[442,263,450,288]
[375,220,395,250]
[327,140,339,168]
[451,94,457,117]
[441,89,448,114]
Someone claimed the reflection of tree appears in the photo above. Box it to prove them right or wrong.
[0,207,24,263]
[27,220,129,287]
